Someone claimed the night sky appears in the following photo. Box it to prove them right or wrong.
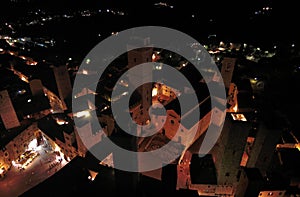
[1,0,299,46]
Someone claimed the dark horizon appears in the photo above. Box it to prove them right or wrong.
[1,0,299,46]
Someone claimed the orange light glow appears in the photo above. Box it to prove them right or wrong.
[233,103,238,112]
[240,151,249,167]
[152,53,156,61]
[296,144,300,151]
[152,87,158,97]
[56,119,68,125]
[20,76,29,83]
[231,113,247,121]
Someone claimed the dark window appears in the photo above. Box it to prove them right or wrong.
[225,172,230,177]
[236,170,241,181]
[263,156,267,162]
[178,136,181,143]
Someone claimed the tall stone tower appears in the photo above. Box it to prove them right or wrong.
[29,79,44,96]
[113,37,153,196]
[53,65,72,109]
[127,37,153,125]
[0,90,20,130]
[211,112,252,185]
[221,57,236,89]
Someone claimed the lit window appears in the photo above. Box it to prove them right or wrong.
[74,110,90,118]
[152,87,158,96]
[231,113,247,121]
